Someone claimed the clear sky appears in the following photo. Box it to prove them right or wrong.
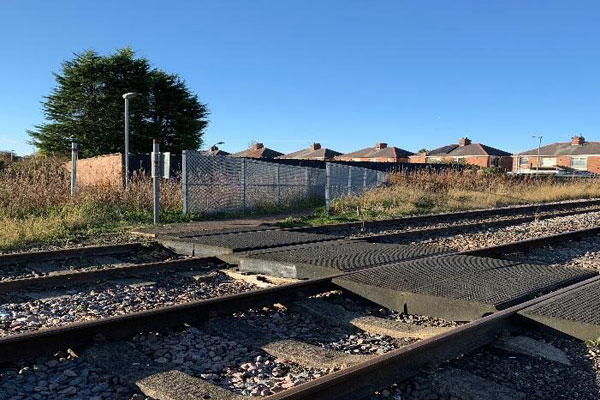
[1,0,599,155]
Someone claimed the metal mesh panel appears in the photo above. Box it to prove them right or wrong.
[325,162,387,213]
[183,152,326,214]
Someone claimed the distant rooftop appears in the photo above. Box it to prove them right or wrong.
[231,143,283,158]
[337,142,413,159]
[278,143,341,160]
[423,137,511,157]
[519,136,600,156]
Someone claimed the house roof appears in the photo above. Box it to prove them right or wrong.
[204,146,230,156]
[519,141,600,156]
[231,143,283,158]
[278,143,342,160]
[338,143,413,159]
[425,143,511,157]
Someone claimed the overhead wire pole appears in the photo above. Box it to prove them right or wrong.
[122,92,141,189]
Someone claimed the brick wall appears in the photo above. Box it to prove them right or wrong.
[66,153,123,187]
[409,155,427,163]
[588,156,600,174]
[464,156,490,168]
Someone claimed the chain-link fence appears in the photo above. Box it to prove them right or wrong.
[324,162,387,214]
[182,151,387,215]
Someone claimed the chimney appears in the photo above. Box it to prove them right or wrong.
[571,135,585,146]
[252,143,264,150]
[375,142,388,150]
[310,143,321,150]
[209,146,218,152]
[458,137,471,146]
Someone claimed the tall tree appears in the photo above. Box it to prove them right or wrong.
[28,48,208,157]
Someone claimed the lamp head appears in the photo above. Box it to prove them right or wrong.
[122,92,141,99]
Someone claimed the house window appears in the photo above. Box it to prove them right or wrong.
[571,157,587,168]
[428,157,442,163]
[519,157,529,165]
[541,157,556,167]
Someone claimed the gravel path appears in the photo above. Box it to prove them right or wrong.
[0,268,256,336]
[504,235,600,272]
[0,244,176,282]
[398,211,600,251]
[0,351,147,400]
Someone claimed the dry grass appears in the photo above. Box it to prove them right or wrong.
[329,169,600,220]
[0,156,184,250]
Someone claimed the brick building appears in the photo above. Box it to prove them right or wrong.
[278,143,341,161]
[409,137,512,169]
[513,136,600,174]
[231,143,283,159]
[335,142,413,163]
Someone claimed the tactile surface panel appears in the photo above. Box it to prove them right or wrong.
[182,230,343,252]
[522,280,600,325]
[342,255,595,306]
[243,241,450,272]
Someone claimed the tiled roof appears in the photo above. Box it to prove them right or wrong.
[231,144,283,158]
[339,145,413,159]
[279,145,341,160]
[426,143,511,157]
[519,141,600,156]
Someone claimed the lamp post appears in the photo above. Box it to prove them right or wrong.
[532,135,543,172]
[122,92,141,189]
[9,150,14,163]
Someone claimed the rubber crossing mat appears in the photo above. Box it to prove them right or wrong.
[334,255,597,321]
[519,279,600,340]
[237,240,451,279]
[158,229,343,257]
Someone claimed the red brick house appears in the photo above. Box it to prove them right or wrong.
[513,136,600,174]
[278,143,341,161]
[231,143,283,159]
[335,143,413,163]
[409,137,512,169]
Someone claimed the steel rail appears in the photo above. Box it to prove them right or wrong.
[1,222,599,365]
[0,242,147,266]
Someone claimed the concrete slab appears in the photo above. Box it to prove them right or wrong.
[238,240,450,279]
[425,368,526,400]
[293,298,453,339]
[334,255,596,321]
[494,335,571,366]
[159,230,342,257]
[520,279,600,340]
[137,370,243,400]
[204,318,369,369]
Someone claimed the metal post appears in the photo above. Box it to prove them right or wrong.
[305,166,310,197]
[182,150,188,214]
[124,97,130,189]
[241,159,246,212]
[363,169,367,188]
[152,140,160,225]
[276,164,281,205]
[70,142,78,196]
[325,163,331,216]
[347,166,352,195]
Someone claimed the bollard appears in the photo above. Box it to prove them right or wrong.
[152,140,160,224]
[71,142,78,196]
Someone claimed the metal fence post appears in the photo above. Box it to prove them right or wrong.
[305,166,310,197]
[325,163,331,216]
[347,166,352,195]
[241,158,246,211]
[70,142,78,196]
[152,140,160,225]
[182,150,188,214]
[363,168,367,189]
[276,163,281,205]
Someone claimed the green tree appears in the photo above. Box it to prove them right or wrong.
[28,48,209,157]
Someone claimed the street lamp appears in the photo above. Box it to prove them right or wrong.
[532,135,543,173]
[122,92,141,189]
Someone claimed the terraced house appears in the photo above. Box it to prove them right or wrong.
[231,143,283,159]
[335,142,413,163]
[278,143,341,161]
[513,136,600,174]
[409,137,512,169]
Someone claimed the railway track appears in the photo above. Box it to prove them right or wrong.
[1,221,600,399]
[2,199,600,399]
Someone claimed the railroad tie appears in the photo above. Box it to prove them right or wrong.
[137,370,243,400]
[293,298,453,339]
[203,318,370,369]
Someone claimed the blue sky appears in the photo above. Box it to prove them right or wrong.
[1,1,599,155]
